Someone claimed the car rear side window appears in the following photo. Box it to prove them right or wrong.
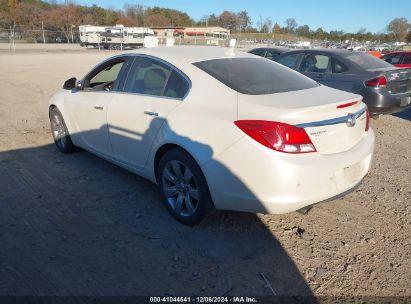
[342,52,392,69]
[332,59,348,73]
[300,54,330,73]
[250,49,266,56]
[193,57,318,95]
[265,50,281,61]
[403,54,411,64]
[383,54,403,64]
[123,57,171,96]
[123,56,190,99]
[277,53,301,69]
[163,70,190,98]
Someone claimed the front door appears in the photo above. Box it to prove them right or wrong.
[68,57,130,157]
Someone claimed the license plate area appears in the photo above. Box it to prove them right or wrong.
[335,162,362,191]
[343,162,361,184]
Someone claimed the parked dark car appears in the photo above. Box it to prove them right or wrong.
[380,51,411,68]
[248,47,290,61]
[55,37,67,43]
[275,49,411,116]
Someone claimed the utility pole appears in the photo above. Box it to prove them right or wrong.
[70,25,74,44]
[41,21,46,44]
[9,22,16,52]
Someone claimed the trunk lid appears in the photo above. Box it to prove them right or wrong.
[367,67,411,94]
[237,85,368,155]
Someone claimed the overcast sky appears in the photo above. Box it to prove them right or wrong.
[73,0,410,33]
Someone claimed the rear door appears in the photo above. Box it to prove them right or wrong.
[328,57,365,93]
[107,55,190,170]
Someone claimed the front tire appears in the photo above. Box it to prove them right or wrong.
[157,148,213,225]
[49,107,76,153]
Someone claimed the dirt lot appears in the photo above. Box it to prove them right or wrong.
[0,47,410,299]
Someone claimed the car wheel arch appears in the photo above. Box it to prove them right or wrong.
[49,104,57,117]
[153,143,205,184]
[154,143,187,182]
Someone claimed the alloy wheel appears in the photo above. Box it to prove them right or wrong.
[161,160,200,217]
[51,114,67,149]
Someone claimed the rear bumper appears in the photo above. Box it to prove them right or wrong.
[202,128,375,214]
[361,88,411,115]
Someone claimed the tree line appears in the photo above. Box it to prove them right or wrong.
[0,0,410,43]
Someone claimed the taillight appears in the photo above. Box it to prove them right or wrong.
[365,76,387,88]
[365,109,370,132]
[234,120,316,153]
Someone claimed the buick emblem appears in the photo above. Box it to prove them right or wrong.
[346,113,356,127]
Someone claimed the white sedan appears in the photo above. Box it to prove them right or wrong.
[49,46,375,225]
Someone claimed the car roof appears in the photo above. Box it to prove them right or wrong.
[286,48,356,54]
[250,47,290,52]
[129,46,254,64]
[383,51,411,55]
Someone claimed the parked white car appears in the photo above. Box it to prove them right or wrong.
[49,46,375,224]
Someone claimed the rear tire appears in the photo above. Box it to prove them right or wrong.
[157,148,213,225]
[49,107,76,153]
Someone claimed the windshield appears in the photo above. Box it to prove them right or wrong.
[193,57,319,95]
[342,52,393,69]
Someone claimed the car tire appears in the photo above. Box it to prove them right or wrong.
[157,148,213,225]
[49,107,76,153]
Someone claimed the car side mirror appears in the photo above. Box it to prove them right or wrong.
[63,77,77,90]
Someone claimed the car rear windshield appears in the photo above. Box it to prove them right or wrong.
[342,52,393,69]
[193,57,319,95]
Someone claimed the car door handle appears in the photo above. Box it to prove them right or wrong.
[94,105,104,110]
[144,110,159,117]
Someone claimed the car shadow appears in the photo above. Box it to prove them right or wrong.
[392,107,411,121]
[0,117,317,301]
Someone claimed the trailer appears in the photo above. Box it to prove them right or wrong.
[79,25,155,49]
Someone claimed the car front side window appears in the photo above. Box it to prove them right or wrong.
[84,59,126,91]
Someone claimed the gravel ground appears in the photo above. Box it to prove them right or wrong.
[0,48,410,299]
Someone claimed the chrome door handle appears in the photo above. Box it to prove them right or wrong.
[94,105,104,110]
[144,110,159,117]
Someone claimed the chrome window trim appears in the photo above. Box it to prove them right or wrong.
[295,106,367,128]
